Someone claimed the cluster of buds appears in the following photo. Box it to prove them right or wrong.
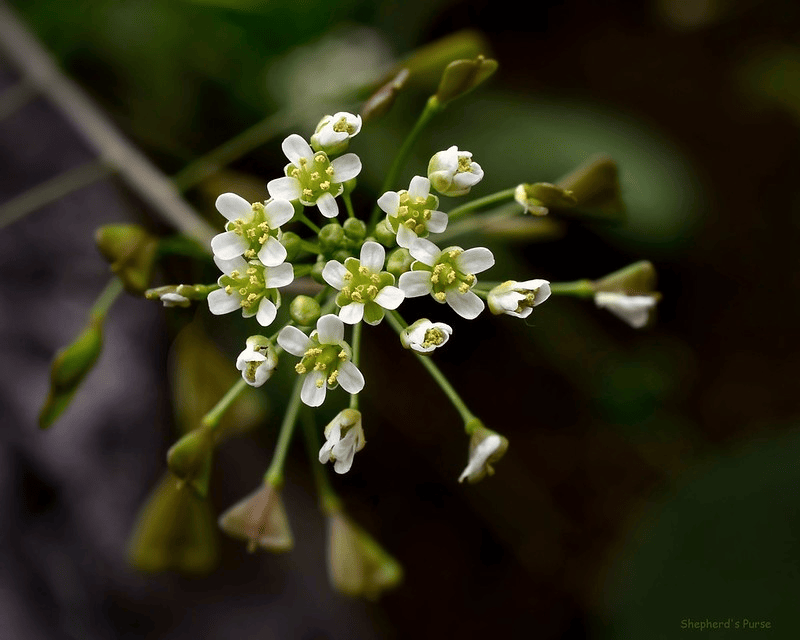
[45,51,660,598]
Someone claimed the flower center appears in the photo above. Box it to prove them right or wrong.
[422,328,446,348]
[229,202,276,259]
[427,249,475,302]
[457,155,472,172]
[515,292,536,314]
[295,342,348,387]
[220,264,266,310]
[390,191,436,235]
[287,153,339,204]
[332,117,356,134]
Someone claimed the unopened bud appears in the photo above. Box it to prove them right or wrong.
[290,295,322,326]
[435,55,498,105]
[342,217,367,242]
[594,260,657,295]
[95,224,158,294]
[556,155,624,218]
[459,419,508,484]
[281,231,302,262]
[386,247,413,278]
[373,220,396,248]
[318,222,345,253]
[514,183,577,216]
[361,68,410,122]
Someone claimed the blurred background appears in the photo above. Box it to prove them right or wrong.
[1,0,799,638]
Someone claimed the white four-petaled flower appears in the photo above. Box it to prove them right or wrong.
[487,279,551,318]
[318,408,365,474]
[398,238,494,319]
[594,292,658,328]
[236,336,278,387]
[377,176,448,248]
[311,112,362,155]
[400,318,453,354]
[277,314,365,407]
[267,134,361,218]
[322,241,405,325]
[428,146,484,196]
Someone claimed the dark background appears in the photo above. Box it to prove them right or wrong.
[2,0,799,638]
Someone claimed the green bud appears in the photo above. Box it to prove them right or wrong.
[311,259,327,285]
[289,295,322,326]
[39,317,103,429]
[167,428,214,498]
[95,224,158,294]
[594,261,657,295]
[127,473,219,574]
[386,247,413,278]
[373,220,396,248]
[435,55,498,106]
[555,154,625,219]
[343,217,367,242]
[281,231,302,262]
[318,222,345,252]
[514,182,578,216]
[401,30,490,89]
[361,68,410,123]
[327,512,403,600]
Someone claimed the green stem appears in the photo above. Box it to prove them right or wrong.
[386,311,475,424]
[264,375,305,488]
[549,279,595,298]
[301,409,342,515]
[349,321,362,410]
[434,203,519,243]
[369,95,443,229]
[89,277,124,321]
[295,210,321,234]
[201,378,249,433]
[343,192,356,219]
[447,187,516,221]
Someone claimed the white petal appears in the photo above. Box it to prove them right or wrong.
[332,438,356,474]
[519,279,551,306]
[455,247,495,274]
[255,298,277,327]
[453,167,483,189]
[214,254,248,275]
[215,193,252,222]
[398,271,433,297]
[267,176,302,201]
[319,438,336,464]
[374,286,404,310]
[330,154,362,182]
[377,191,399,215]
[318,127,347,147]
[337,361,365,394]
[211,231,248,260]
[595,293,655,328]
[301,372,327,407]
[316,314,344,344]
[395,224,418,249]
[359,241,385,272]
[459,435,502,483]
[264,198,295,227]
[317,192,339,218]
[408,237,440,265]
[446,289,484,319]
[408,175,430,200]
[277,326,312,356]
[322,260,348,289]
[433,146,458,173]
[257,236,287,267]
[339,302,364,324]
[427,210,448,234]
[207,289,241,315]
[264,262,294,289]
[282,133,314,165]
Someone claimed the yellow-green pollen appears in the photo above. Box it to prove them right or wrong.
[390,190,437,236]
[228,202,277,256]
[335,258,394,309]
[220,265,268,311]
[457,155,473,173]
[425,248,476,301]
[295,343,349,387]
[286,153,340,204]
[332,117,357,135]
[421,327,447,349]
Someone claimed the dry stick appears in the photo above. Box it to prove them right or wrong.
[0,1,216,247]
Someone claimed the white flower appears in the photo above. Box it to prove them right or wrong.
[207,255,294,327]
[210,193,294,266]
[398,238,494,320]
[400,318,453,354]
[236,336,278,387]
[427,146,484,196]
[594,292,658,328]
[322,241,405,325]
[487,279,551,318]
[311,112,362,155]
[267,134,361,218]
[459,434,504,483]
[319,409,365,474]
[377,176,448,248]
[277,314,365,407]
[159,292,190,308]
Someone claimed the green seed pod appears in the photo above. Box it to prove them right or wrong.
[361,68,409,123]
[95,224,158,294]
[167,429,214,498]
[343,217,367,242]
[435,55,498,106]
[386,247,413,278]
[594,261,657,295]
[290,295,322,326]
[318,222,345,253]
[281,231,302,262]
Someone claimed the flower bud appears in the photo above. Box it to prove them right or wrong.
[218,482,293,553]
[167,428,214,498]
[236,335,278,387]
[514,183,577,216]
[145,284,217,307]
[342,217,367,242]
[428,146,484,197]
[319,409,366,474]
[459,419,508,484]
[373,220,396,248]
[127,474,219,574]
[289,295,322,326]
[310,112,362,156]
[386,247,413,278]
[318,222,345,253]
[594,260,657,295]
[591,261,660,328]
[39,317,103,429]
[435,55,498,106]
[487,279,551,318]
[360,68,409,123]
[327,512,402,599]
[95,224,158,294]
[281,231,302,262]
[400,318,453,354]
